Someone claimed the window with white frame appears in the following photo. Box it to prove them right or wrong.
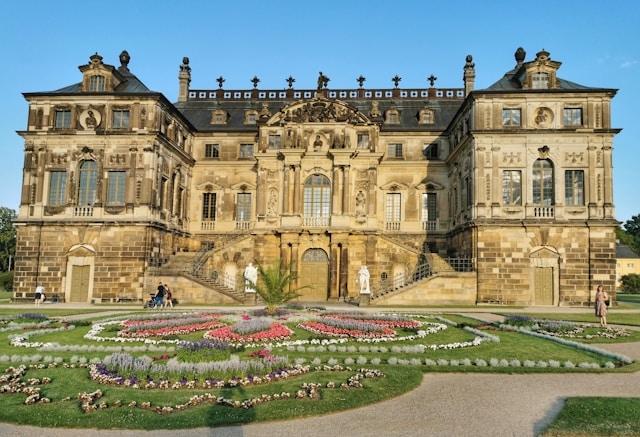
[303,174,331,217]
[239,144,254,159]
[88,75,105,92]
[502,108,521,127]
[205,144,219,158]
[235,193,252,221]
[78,161,97,206]
[47,171,67,206]
[112,109,130,129]
[385,193,401,222]
[55,109,72,129]
[502,170,522,205]
[202,192,217,220]
[106,171,126,206]
[531,72,549,89]
[563,108,583,127]
[357,133,370,149]
[565,170,585,206]
[268,134,281,149]
[532,159,554,206]
[422,192,437,222]
[387,143,403,158]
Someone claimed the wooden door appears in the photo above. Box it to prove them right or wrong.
[298,249,329,301]
[534,267,553,305]
[70,265,91,302]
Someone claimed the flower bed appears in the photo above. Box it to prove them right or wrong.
[119,320,225,338]
[299,320,396,339]
[322,313,421,329]
[205,322,293,344]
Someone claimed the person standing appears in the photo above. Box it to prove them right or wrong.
[155,282,165,309]
[594,284,609,327]
[164,283,173,309]
[34,284,44,307]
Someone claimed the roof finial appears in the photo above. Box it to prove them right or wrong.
[216,76,225,89]
[356,75,366,88]
[118,50,130,72]
[427,74,438,87]
[391,74,402,88]
[251,76,260,89]
[286,76,296,88]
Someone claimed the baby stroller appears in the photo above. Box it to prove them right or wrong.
[144,293,159,309]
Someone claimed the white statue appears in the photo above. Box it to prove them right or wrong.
[357,265,371,295]
[244,262,258,293]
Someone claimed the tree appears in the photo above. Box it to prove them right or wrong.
[252,261,307,315]
[0,207,16,272]
[620,274,640,294]
[624,214,640,239]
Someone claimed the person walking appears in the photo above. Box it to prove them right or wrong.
[154,282,165,309]
[164,283,173,309]
[594,284,609,327]
[34,284,44,307]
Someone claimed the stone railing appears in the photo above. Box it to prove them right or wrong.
[73,207,94,217]
[201,220,216,231]
[533,206,554,218]
[303,216,330,227]
[235,220,253,231]
[422,220,439,231]
[385,221,401,231]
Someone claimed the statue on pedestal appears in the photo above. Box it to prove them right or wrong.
[357,265,371,294]
[244,262,258,293]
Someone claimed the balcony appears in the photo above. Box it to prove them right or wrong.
[74,207,94,217]
[201,221,216,231]
[235,220,253,231]
[533,206,555,218]
[303,216,330,227]
[422,220,439,231]
[385,221,401,231]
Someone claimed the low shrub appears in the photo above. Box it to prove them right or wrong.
[0,271,13,291]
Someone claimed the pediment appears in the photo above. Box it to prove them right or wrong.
[529,246,559,259]
[415,179,445,191]
[67,243,96,256]
[266,97,371,126]
[196,182,224,191]
[230,182,256,191]
[380,181,409,191]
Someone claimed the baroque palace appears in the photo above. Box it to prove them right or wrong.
[13,48,619,306]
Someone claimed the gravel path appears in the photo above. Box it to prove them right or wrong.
[1,365,639,437]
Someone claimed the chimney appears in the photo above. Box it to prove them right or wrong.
[463,54,475,97]
[178,57,191,103]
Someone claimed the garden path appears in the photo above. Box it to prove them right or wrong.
[1,361,639,437]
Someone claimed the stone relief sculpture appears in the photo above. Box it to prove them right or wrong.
[266,189,278,216]
[355,191,367,223]
[313,135,323,151]
[357,265,371,294]
[244,262,258,293]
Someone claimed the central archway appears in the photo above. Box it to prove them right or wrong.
[298,248,329,301]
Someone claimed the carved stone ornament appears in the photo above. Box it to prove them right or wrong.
[78,108,102,130]
[266,189,278,216]
[534,107,553,128]
[370,101,381,118]
[272,98,369,125]
[355,191,367,223]
[538,145,551,159]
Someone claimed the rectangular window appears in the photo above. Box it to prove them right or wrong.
[565,170,585,206]
[88,75,105,92]
[55,110,72,129]
[112,109,130,129]
[385,193,401,222]
[106,171,126,205]
[422,193,437,222]
[268,134,282,149]
[357,133,370,149]
[502,170,522,205]
[531,72,549,89]
[47,171,67,206]
[205,144,219,158]
[239,144,254,159]
[236,193,252,221]
[424,143,439,160]
[502,108,521,127]
[563,108,583,127]
[202,192,217,220]
[387,143,403,158]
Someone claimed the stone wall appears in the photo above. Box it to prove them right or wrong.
[371,272,477,306]
[153,274,238,304]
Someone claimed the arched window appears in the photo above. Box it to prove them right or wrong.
[88,75,105,92]
[303,174,331,217]
[533,159,554,206]
[78,161,97,206]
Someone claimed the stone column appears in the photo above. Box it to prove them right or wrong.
[342,166,350,214]
[282,166,290,214]
[293,165,301,214]
[368,168,377,215]
[339,245,349,299]
[280,241,290,270]
[332,167,342,215]
[330,242,340,299]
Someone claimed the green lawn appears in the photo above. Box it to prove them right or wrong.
[618,294,640,306]
[543,397,640,436]
[0,308,115,317]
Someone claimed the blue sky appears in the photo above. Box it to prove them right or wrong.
[1,0,638,222]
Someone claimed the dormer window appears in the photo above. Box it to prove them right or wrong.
[418,108,435,125]
[531,72,549,89]
[385,108,401,124]
[88,75,106,92]
[211,109,228,125]
[244,110,258,125]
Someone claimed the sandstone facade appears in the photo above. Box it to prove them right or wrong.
[13,48,619,305]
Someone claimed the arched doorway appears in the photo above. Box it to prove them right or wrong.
[299,248,329,301]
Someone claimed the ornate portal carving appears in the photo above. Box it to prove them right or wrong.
[273,99,368,125]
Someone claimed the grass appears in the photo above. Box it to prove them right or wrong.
[0,310,636,430]
[0,308,114,317]
[523,313,640,327]
[618,294,640,307]
[0,291,11,302]
[543,397,640,436]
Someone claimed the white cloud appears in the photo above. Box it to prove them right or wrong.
[620,60,639,69]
